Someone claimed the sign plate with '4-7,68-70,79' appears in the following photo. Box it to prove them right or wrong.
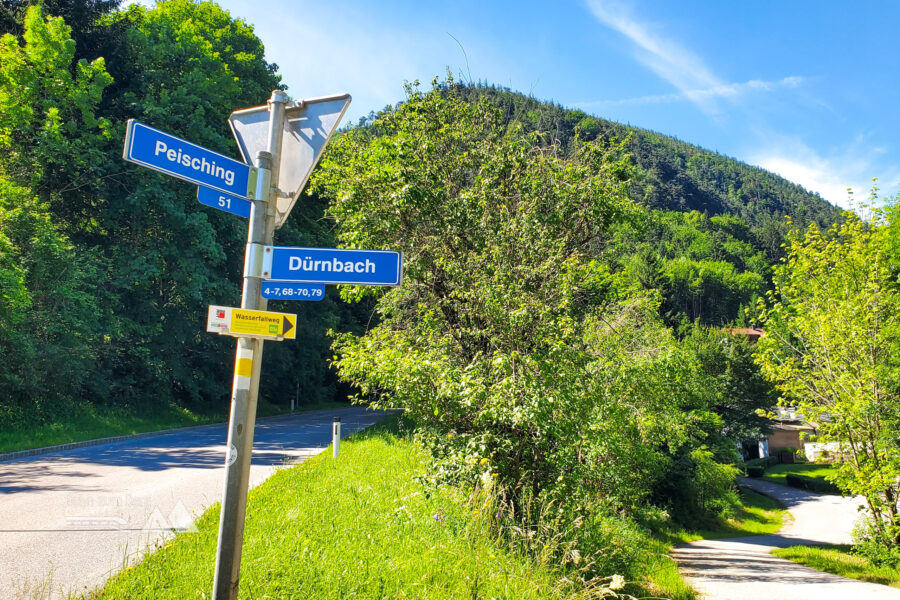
[206,306,296,340]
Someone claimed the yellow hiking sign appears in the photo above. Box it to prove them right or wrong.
[206,305,296,340]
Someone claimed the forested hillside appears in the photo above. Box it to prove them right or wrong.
[0,2,834,438]
[455,84,841,230]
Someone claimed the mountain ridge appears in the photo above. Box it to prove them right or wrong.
[450,83,841,229]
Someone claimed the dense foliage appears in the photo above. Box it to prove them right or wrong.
[312,80,773,579]
[0,3,832,430]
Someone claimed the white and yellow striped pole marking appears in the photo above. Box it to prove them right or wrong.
[233,346,253,391]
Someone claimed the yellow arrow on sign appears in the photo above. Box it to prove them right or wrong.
[206,306,296,340]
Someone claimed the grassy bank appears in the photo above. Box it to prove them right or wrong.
[772,545,900,588]
[84,418,787,600]
[90,418,603,599]
[686,488,786,541]
[760,463,838,486]
[1,399,348,454]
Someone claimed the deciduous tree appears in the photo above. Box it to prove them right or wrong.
[757,208,900,548]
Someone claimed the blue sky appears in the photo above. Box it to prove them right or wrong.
[195,0,898,208]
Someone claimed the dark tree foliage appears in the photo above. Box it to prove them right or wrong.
[0,0,122,59]
[0,3,354,421]
[610,211,769,328]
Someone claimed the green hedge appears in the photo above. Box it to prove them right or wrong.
[746,465,765,478]
[785,473,842,495]
[745,456,779,470]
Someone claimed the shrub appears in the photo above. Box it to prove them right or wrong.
[854,521,900,568]
[320,80,745,582]
[785,473,841,494]
[744,456,778,470]
[654,448,739,527]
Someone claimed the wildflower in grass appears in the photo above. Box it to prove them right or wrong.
[609,574,626,590]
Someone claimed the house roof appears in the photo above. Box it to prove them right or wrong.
[723,327,765,342]
[771,422,815,432]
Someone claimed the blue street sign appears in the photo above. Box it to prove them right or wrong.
[123,120,253,198]
[197,186,252,218]
[264,246,402,286]
[261,282,325,301]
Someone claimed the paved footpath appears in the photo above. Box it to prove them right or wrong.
[0,406,389,599]
[671,477,900,599]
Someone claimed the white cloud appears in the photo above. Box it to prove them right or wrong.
[584,0,722,112]
[581,1,897,211]
[584,1,809,117]
[749,137,899,209]
[576,76,806,109]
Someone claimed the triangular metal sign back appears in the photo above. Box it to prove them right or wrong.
[229,93,351,229]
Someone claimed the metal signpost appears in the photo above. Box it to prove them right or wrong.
[123,88,402,600]
[209,90,287,600]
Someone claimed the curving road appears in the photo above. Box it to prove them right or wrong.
[672,477,900,599]
[0,406,389,599]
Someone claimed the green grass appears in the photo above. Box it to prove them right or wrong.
[772,545,900,588]
[640,537,698,600]
[760,462,838,486]
[0,399,348,454]
[88,418,604,600]
[665,488,787,545]
[705,488,787,538]
[68,421,786,600]
[640,487,786,600]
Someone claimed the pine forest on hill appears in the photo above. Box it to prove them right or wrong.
[5,1,900,596]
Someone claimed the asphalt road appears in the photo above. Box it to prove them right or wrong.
[672,477,900,600]
[0,406,389,599]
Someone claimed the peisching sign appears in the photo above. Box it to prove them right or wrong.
[123,120,254,198]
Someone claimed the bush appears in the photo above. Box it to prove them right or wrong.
[654,448,739,527]
[854,521,900,568]
[785,473,841,494]
[746,465,765,478]
[745,456,778,470]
